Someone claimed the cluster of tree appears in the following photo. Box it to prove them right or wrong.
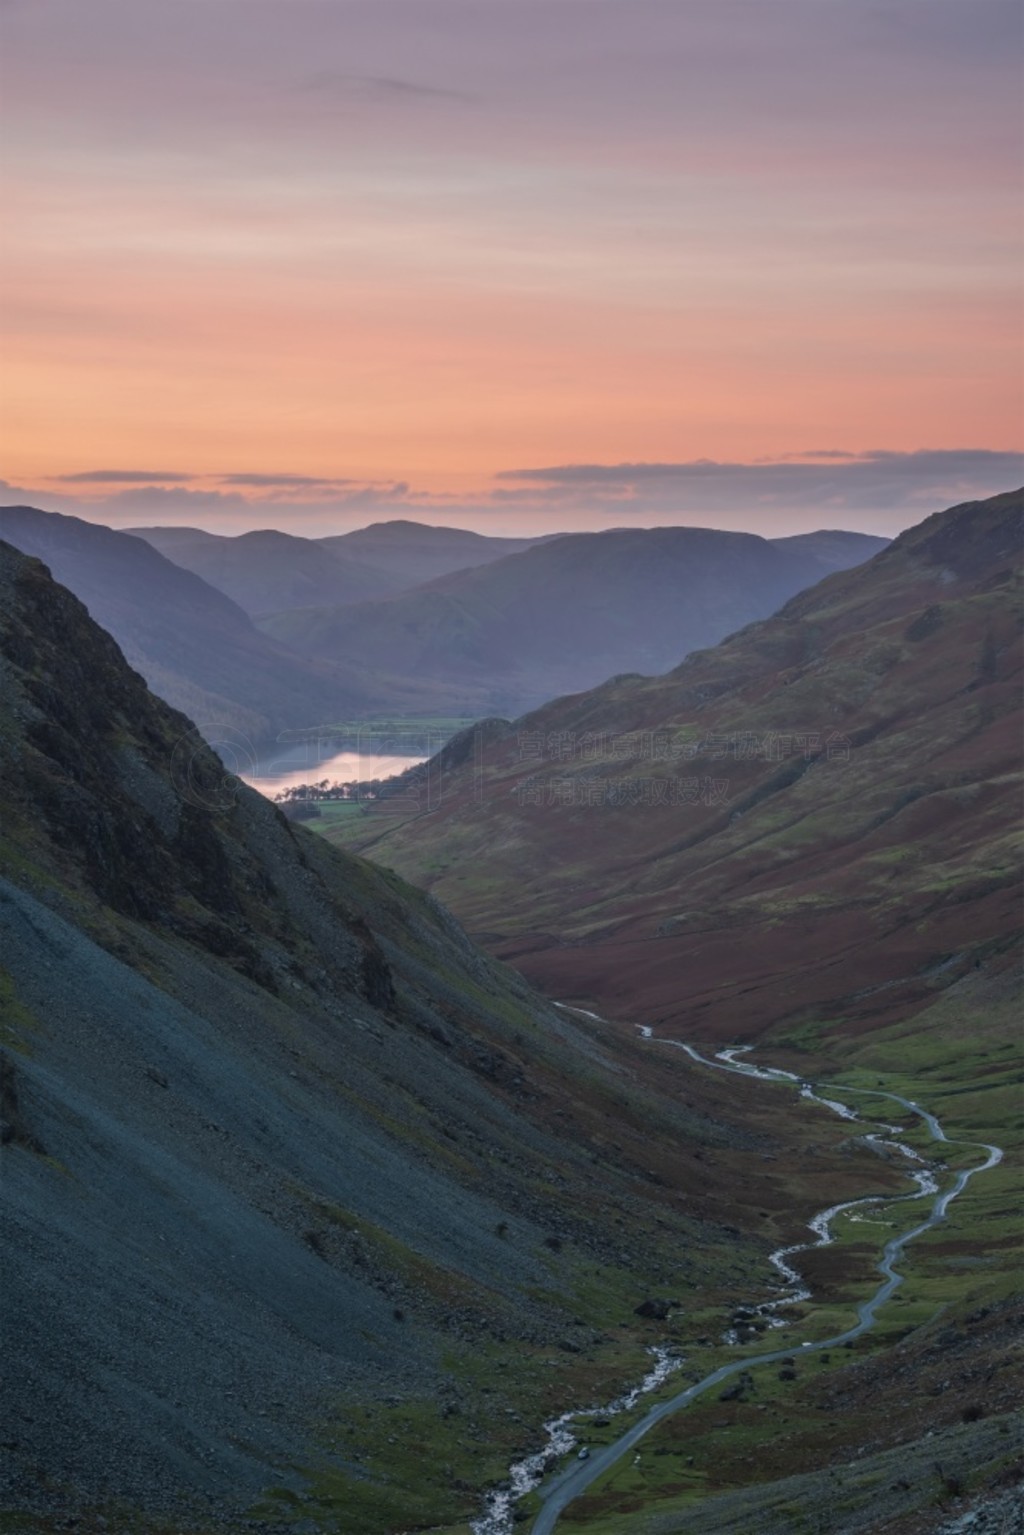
[273,778,389,811]
[276,779,357,800]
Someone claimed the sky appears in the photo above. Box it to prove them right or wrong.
[1,0,1021,538]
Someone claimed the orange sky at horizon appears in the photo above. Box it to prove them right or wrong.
[1,2,1021,535]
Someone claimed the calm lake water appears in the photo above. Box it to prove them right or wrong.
[242,745,426,799]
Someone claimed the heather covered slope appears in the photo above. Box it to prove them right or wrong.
[261,525,881,717]
[0,540,897,1530]
[325,490,1022,1040]
[0,505,469,740]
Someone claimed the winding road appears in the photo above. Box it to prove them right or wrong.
[501,1027,1003,1535]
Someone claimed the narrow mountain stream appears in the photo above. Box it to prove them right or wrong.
[471,1021,1003,1535]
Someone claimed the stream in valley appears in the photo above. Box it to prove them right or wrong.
[470,1019,1003,1535]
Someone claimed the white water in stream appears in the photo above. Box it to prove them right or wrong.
[470,1347,683,1535]
[470,1014,1003,1535]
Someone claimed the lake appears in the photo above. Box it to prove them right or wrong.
[241,744,426,799]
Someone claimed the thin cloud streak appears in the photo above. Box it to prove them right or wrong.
[5,450,1020,542]
[498,450,1024,486]
[299,72,475,105]
[57,469,198,483]
[218,473,363,489]
[492,450,1024,521]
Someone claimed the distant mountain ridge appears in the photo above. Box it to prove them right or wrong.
[127,518,553,617]
[126,524,404,613]
[0,506,474,740]
[768,528,892,571]
[22,506,885,729]
[261,524,888,716]
[322,518,550,590]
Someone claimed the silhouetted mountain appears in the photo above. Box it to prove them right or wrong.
[0,506,460,741]
[321,518,548,589]
[261,525,883,715]
[770,529,889,571]
[128,524,402,614]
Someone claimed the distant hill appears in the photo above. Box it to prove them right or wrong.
[126,519,554,619]
[322,518,548,590]
[127,524,403,614]
[770,529,889,570]
[330,489,1022,1039]
[261,525,886,716]
[0,506,461,741]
